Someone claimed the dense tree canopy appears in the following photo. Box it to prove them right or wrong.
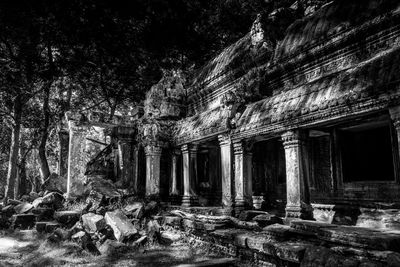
[0,0,300,198]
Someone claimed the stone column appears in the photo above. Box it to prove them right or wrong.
[58,130,69,177]
[170,149,180,196]
[115,126,136,188]
[66,121,87,198]
[117,138,135,188]
[233,140,253,214]
[132,146,140,193]
[390,106,400,161]
[144,145,162,197]
[218,134,233,210]
[282,130,312,220]
[181,144,198,206]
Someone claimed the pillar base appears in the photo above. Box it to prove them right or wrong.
[168,194,181,205]
[234,199,248,217]
[285,204,313,220]
[181,195,199,207]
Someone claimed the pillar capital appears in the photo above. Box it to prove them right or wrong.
[181,143,198,154]
[233,139,254,155]
[144,145,162,156]
[218,134,231,146]
[281,130,307,148]
[389,106,400,129]
[113,126,136,142]
[68,120,88,134]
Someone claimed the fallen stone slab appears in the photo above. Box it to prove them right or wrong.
[32,197,44,208]
[54,211,81,226]
[98,239,130,256]
[173,258,236,267]
[68,221,84,236]
[11,214,36,229]
[82,213,106,233]
[105,209,139,242]
[36,221,50,233]
[163,216,182,227]
[87,176,121,200]
[262,224,292,240]
[72,230,100,255]
[31,207,54,221]
[124,202,144,219]
[42,192,64,209]
[45,221,60,233]
[8,199,22,205]
[238,210,272,221]
[252,214,283,227]
[160,231,182,243]
[1,205,15,217]
[301,245,360,267]
[291,220,400,251]
[263,241,311,263]
[14,202,33,214]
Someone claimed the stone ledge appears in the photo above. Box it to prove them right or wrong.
[290,220,400,251]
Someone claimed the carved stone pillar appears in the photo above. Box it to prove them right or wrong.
[117,138,135,188]
[233,140,253,214]
[181,144,198,206]
[115,126,136,189]
[144,145,162,196]
[281,130,312,220]
[58,130,69,177]
[67,121,88,198]
[390,106,400,160]
[218,134,233,209]
[170,149,180,196]
[132,146,139,193]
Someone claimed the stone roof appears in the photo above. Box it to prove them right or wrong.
[174,107,231,144]
[274,0,400,61]
[233,45,400,138]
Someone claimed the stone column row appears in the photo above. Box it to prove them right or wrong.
[233,140,253,214]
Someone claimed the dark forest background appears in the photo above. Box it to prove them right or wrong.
[0,0,303,199]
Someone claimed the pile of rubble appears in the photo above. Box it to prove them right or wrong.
[0,177,166,256]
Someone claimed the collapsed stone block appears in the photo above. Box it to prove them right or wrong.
[42,192,64,209]
[163,216,182,227]
[14,202,34,214]
[11,214,36,229]
[82,212,106,233]
[98,239,130,256]
[31,207,54,221]
[124,202,144,219]
[72,230,100,255]
[54,210,81,227]
[1,205,15,217]
[45,221,60,233]
[105,209,139,242]
[252,214,283,227]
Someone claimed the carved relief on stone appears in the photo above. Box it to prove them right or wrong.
[144,69,186,119]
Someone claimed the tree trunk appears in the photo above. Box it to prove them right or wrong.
[5,95,23,200]
[38,82,51,184]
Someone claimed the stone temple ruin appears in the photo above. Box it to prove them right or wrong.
[57,0,400,265]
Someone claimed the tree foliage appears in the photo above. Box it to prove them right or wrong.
[0,0,299,197]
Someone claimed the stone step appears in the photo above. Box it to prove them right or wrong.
[290,220,400,251]
[11,214,36,229]
[35,221,60,233]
